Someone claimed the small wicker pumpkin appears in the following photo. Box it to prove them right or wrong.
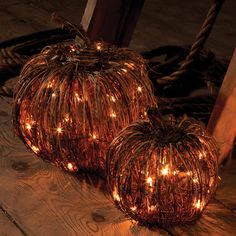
[107,109,218,226]
[13,22,156,175]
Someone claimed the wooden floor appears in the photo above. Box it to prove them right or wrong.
[0,0,236,235]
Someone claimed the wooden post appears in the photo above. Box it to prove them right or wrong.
[207,49,236,165]
[81,0,145,47]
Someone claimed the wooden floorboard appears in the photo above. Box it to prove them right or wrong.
[0,208,24,236]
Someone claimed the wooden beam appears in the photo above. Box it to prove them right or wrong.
[81,0,145,46]
[207,49,236,165]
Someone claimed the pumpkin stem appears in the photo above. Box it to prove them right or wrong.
[51,12,91,46]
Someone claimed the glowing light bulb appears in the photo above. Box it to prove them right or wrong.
[124,62,135,69]
[67,163,73,171]
[52,93,56,98]
[110,112,117,118]
[186,171,191,176]
[130,206,137,212]
[194,200,201,209]
[70,46,76,52]
[148,205,156,212]
[111,96,116,102]
[113,189,121,202]
[173,170,179,175]
[146,177,153,187]
[57,127,62,134]
[137,86,142,92]
[96,43,102,51]
[47,82,53,88]
[121,68,127,73]
[161,165,169,176]
[92,133,97,140]
[199,152,203,159]
[75,93,83,102]
[31,145,39,153]
[25,123,32,131]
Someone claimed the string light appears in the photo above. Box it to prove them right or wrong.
[75,93,82,102]
[70,46,76,52]
[194,200,202,209]
[113,188,121,202]
[161,165,169,176]
[110,112,117,118]
[137,86,142,92]
[130,206,137,212]
[31,145,39,153]
[91,133,97,140]
[173,170,179,175]
[110,96,116,102]
[186,171,191,176]
[13,39,157,176]
[64,114,69,122]
[107,112,218,226]
[148,205,156,212]
[47,82,53,88]
[57,127,62,134]
[67,162,74,171]
[25,123,32,131]
[146,177,153,187]
[96,43,102,51]
[124,62,135,69]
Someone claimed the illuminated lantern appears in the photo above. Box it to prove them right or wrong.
[107,109,218,226]
[13,36,156,175]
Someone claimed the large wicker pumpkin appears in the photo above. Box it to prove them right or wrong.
[107,109,218,226]
[13,38,156,175]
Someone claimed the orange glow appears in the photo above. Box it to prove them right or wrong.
[110,96,116,102]
[57,127,62,133]
[64,114,69,122]
[13,39,157,177]
[110,112,117,118]
[146,177,153,187]
[113,189,121,201]
[194,199,201,209]
[31,145,39,153]
[67,163,73,171]
[96,43,102,51]
[130,206,137,211]
[25,123,32,130]
[148,205,156,212]
[161,165,169,176]
[137,86,142,92]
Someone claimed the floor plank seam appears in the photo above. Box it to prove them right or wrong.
[0,204,28,236]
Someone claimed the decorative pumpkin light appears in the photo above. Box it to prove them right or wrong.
[107,109,218,226]
[13,20,157,176]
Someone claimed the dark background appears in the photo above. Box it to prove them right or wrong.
[0,0,235,58]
